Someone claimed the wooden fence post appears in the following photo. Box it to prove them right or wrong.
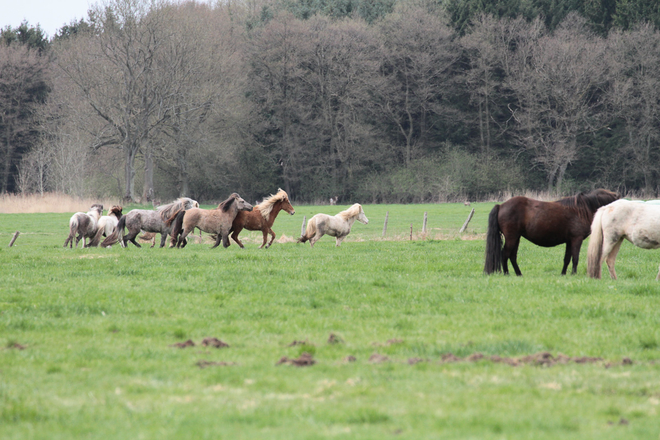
[459,208,475,233]
[410,223,413,240]
[422,211,428,235]
[8,231,20,247]
[382,211,389,238]
[301,216,307,238]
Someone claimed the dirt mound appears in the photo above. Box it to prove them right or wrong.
[196,360,236,368]
[6,342,26,350]
[201,337,229,348]
[287,340,311,347]
[369,353,390,363]
[327,333,343,344]
[344,355,357,362]
[170,339,195,348]
[277,352,316,367]
[439,351,612,367]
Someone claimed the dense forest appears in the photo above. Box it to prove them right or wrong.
[2,0,660,203]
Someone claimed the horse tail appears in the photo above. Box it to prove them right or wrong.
[297,217,317,243]
[88,225,105,247]
[64,215,79,248]
[101,215,125,248]
[484,205,503,274]
[587,208,605,279]
[169,210,186,247]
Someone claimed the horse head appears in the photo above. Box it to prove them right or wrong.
[355,204,369,224]
[220,193,253,213]
[278,189,295,215]
[90,204,104,219]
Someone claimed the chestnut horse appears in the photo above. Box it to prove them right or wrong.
[484,189,619,276]
[169,193,253,249]
[230,188,295,249]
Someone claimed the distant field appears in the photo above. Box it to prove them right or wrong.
[1,203,660,439]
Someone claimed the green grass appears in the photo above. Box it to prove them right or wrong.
[1,203,660,439]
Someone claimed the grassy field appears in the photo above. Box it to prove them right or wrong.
[1,202,660,439]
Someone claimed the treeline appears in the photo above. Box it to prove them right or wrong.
[2,0,660,203]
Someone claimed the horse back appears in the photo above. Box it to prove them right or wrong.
[498,197,589,246]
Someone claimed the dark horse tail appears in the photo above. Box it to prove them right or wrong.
[484,205,503,274]
[101,215,125,248]
[169,210,186,247]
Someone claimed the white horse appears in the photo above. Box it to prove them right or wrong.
[63,204,104,248]
[298,203,369,248]
[587,199,660,280]
[87,205,123,247]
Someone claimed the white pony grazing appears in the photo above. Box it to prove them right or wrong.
[298,203,368,248]
[63,204,104,248]
[587,199,660,280]
[87,205,123,247]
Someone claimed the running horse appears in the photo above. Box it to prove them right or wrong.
[63,204,104,248]
[298,203,369,248]
[484,189,619,276]
[230,188,295,249]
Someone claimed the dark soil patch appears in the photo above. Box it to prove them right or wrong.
[201,337,229,348]
[439,351,617,367]
[277,352,316,367]
[288,340,311,347]
[6,342,26,350]
[170,339,195,348]
[196,360,236,368]
[344,355,357,362]
[327,333,343,344]
[369,353,390,363]
[408,357,427,365]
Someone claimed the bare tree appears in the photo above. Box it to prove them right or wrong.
[507,14,608,192]
[55,0,183,202]
[0,43,49,193]
[608,24,660,196]
[376,7,460,167]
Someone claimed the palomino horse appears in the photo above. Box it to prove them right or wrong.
[587,199,660,280]
[63,204,104,248]
[298,203,369,248]
[170,193,253,249]
[101,198,199,248]
[87,205,123,247]
[484,189,619,276]
[230,188,295,249]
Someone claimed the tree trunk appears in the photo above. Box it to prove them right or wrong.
[124,145,137,202]
[142,139,154,202]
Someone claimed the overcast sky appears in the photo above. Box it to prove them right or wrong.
[3,0,94,38]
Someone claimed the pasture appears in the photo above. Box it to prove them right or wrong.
[1,202,660,439]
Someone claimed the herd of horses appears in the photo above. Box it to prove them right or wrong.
[64,189,368,253]
[64,187,660,280]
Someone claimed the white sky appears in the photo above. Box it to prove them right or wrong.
[2,0,95,39]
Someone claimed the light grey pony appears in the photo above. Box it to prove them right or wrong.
[64,204,104,248]
[298,203,369,247]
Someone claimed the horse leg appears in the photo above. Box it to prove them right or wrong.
[159,233,167,248]
[265,228,276,249]
[211,233,222,249]
[604,238,624,280]
[336,235,346,247]
[177,228,191,248]
[569,239,583,275]
[231,227,245,249]
[222,233,230,248]
[309,231,323,248]
[501,235,521,276]
[124,229,141,248]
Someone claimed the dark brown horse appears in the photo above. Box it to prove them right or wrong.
[169,193,253,249]
[484,189,619,276]
[230,188,295,248]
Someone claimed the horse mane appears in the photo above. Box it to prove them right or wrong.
[256,188,288,220]
[158,198,197,220]
[109,205,123,219]
[218,193,238,212]
[336,203,362,221]
[556,189,619,220]
[90,204,104,214]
